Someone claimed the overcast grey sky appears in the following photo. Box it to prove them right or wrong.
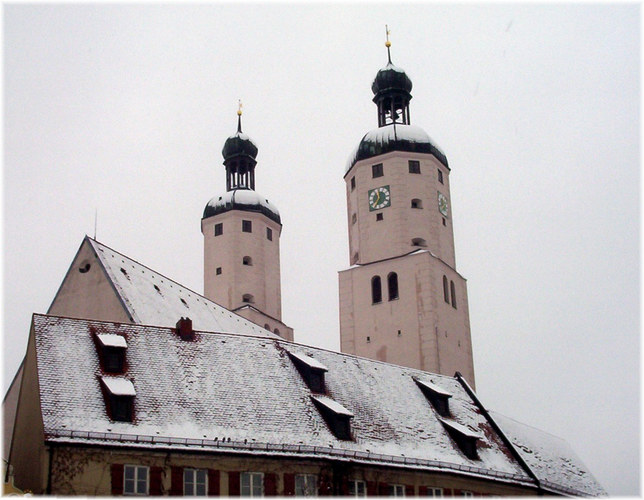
[4,4,639,495]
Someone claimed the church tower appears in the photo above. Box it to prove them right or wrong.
[202,107,293,341]
[339,33,475,387]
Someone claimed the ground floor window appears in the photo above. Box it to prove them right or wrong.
[124,465,148,495]
[295,474,317,496]
[427,488,443,497]
[389,484,405,496]
[349,480,366,497]
[241,472,263,496]
[184,468,207,496]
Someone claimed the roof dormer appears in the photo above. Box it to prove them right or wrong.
[414,377,452,417]
[95,333,127,374]
[100,376,136,422]
[440,418,480,460]
[287,350,329,393]
[310,394,354,440]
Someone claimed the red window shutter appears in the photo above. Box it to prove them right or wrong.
[405,484,415,496]
[170,466,183,496]
[453,489,461,496]
[378,482,389,496]
[283,473,295,496]
[367,481,377,496]
[228,471,240,496]
[318,472,333,496]
[419,486,428,496]
[264,472,277,496]
[208,470,220,496]
[339,475,349,496]
[111,464,124,495]
[149,466,163,496]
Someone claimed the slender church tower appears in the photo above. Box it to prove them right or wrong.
[202,106,293,340]
[339,32,475,387]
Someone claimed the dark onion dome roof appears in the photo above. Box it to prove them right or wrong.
[371,62,413,97]
[222,130,258,162]
[203,188,281,224]
[345,123,449,174]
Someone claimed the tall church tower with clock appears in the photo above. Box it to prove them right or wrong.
[202,107,293,341]
[339,35,475,387]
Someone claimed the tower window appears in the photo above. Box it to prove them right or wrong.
[350,176,356,191]
[443,218,446,226]
[242,294,254,303]
[214,223,223,236]
[216,267,222,275]
[242,220,252,233]
[371,276,382,304]
[243,256,253,266]
[372,163,384,178]
[352,213,357,225]
[411,199,423,209]
[443,276,449,303]
[450,281,457,309]
[266,227,273,241]
[438,169,444,184]
[409,160,421,174]
[388,272,399,301]
[412,238,427,247]
[376,213,383,221]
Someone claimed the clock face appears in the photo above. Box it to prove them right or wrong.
[438,192,449,217]
[368,186,391,211]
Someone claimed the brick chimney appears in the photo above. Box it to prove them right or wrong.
[176,317,194,341]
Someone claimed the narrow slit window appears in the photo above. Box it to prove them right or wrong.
[350,176,356,191]
[371,276,382,304]
[438,169,444,184]
[450,281,457,309]
[266,227,273,241]
[443,276,449,303]
[388,272,399,301]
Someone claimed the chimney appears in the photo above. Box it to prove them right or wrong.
[176,317,194,341]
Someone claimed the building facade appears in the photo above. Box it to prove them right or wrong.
[339,43,475,387]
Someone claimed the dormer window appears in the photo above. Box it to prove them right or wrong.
[96,334,127,373]
[439,418,480,460]
[288,351,328,393]
[414,378,452,417]
[101,376,136,422]
[310,395,353,440]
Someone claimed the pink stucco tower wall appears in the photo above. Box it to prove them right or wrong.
[202,113,293,341]
[339,47,475,387]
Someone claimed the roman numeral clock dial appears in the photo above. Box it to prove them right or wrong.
[368,186,391,211]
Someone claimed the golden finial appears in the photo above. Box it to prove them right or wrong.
[236,100,243,133]
[385,25,391,48]
[237,99,243,116]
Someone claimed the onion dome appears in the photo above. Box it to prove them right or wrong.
[371,62,413,98]
[222,117,258,162]
[203,188,281,225]
[345,123,449,174]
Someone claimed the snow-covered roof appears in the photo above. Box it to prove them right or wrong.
[439,418,480,440]
[101,376,136,396]
[489,411,606,496]
[203,188,281,224]
[34,314,540,489]
[415,378,453,398]
[287,350,329,372]
[96,333,127,348]
[345,123,449,174]
[86,238,279,339]
[310,394,353,417]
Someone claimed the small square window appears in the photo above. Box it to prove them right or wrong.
[389,484,405,496]
[438,169,444,184]
[408,160,421,174]
[184,469,208,496]
[124,465,148,496]
[242,220,252,233]
[372,163,383,178]
[266,227,273,241]
[350,176,356,191]
[442,218,446,226]
[214,223,223,236]
[376,213,383,221]
[216,267,222,275]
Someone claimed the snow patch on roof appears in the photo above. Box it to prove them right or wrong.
[101,376,136,396]
[97,333,127,348]
[288,350,329,372]
[205,189,280,216]
[415,378,452,398]
[311,395,353,417]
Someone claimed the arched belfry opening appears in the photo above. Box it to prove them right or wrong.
[222,107,258,191]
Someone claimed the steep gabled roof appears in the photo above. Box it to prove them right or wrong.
[83,237,279,338]
[489,411,606,496]
[34,314,536,489]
